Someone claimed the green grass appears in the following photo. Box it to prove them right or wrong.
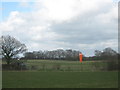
[2,59,109,71]
[3,71,118,88]
[25,60,108,71]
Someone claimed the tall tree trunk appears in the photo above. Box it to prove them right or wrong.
[6,58,11,65]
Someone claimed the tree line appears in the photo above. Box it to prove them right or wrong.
[85,47,118,61]
[23,49,81,61]
[23,47,119,61]
[0,35,119,65]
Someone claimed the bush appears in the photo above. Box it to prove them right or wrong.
[2,59,28,71]
[107,61,118,71]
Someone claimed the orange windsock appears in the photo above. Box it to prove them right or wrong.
[79,53,83,62]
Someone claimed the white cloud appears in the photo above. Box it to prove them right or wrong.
[33,0,115,23]
[0,11,25,31]
[96,6,118,24]
[29,26,58,41]
[1,0,118,56]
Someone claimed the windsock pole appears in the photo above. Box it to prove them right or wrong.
[79,53,83,62]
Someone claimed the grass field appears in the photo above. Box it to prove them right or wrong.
[25,60,108,71]
[2,59,110,72]
[3,71,118,88]
[2,60,118,88]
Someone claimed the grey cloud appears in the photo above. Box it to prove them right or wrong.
[50,15,117,45]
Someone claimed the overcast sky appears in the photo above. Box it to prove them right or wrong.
[0,0,118,56]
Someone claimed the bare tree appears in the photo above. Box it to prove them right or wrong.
[0,35,27,65]
[102,47,117,56]
[94,50,102,57]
